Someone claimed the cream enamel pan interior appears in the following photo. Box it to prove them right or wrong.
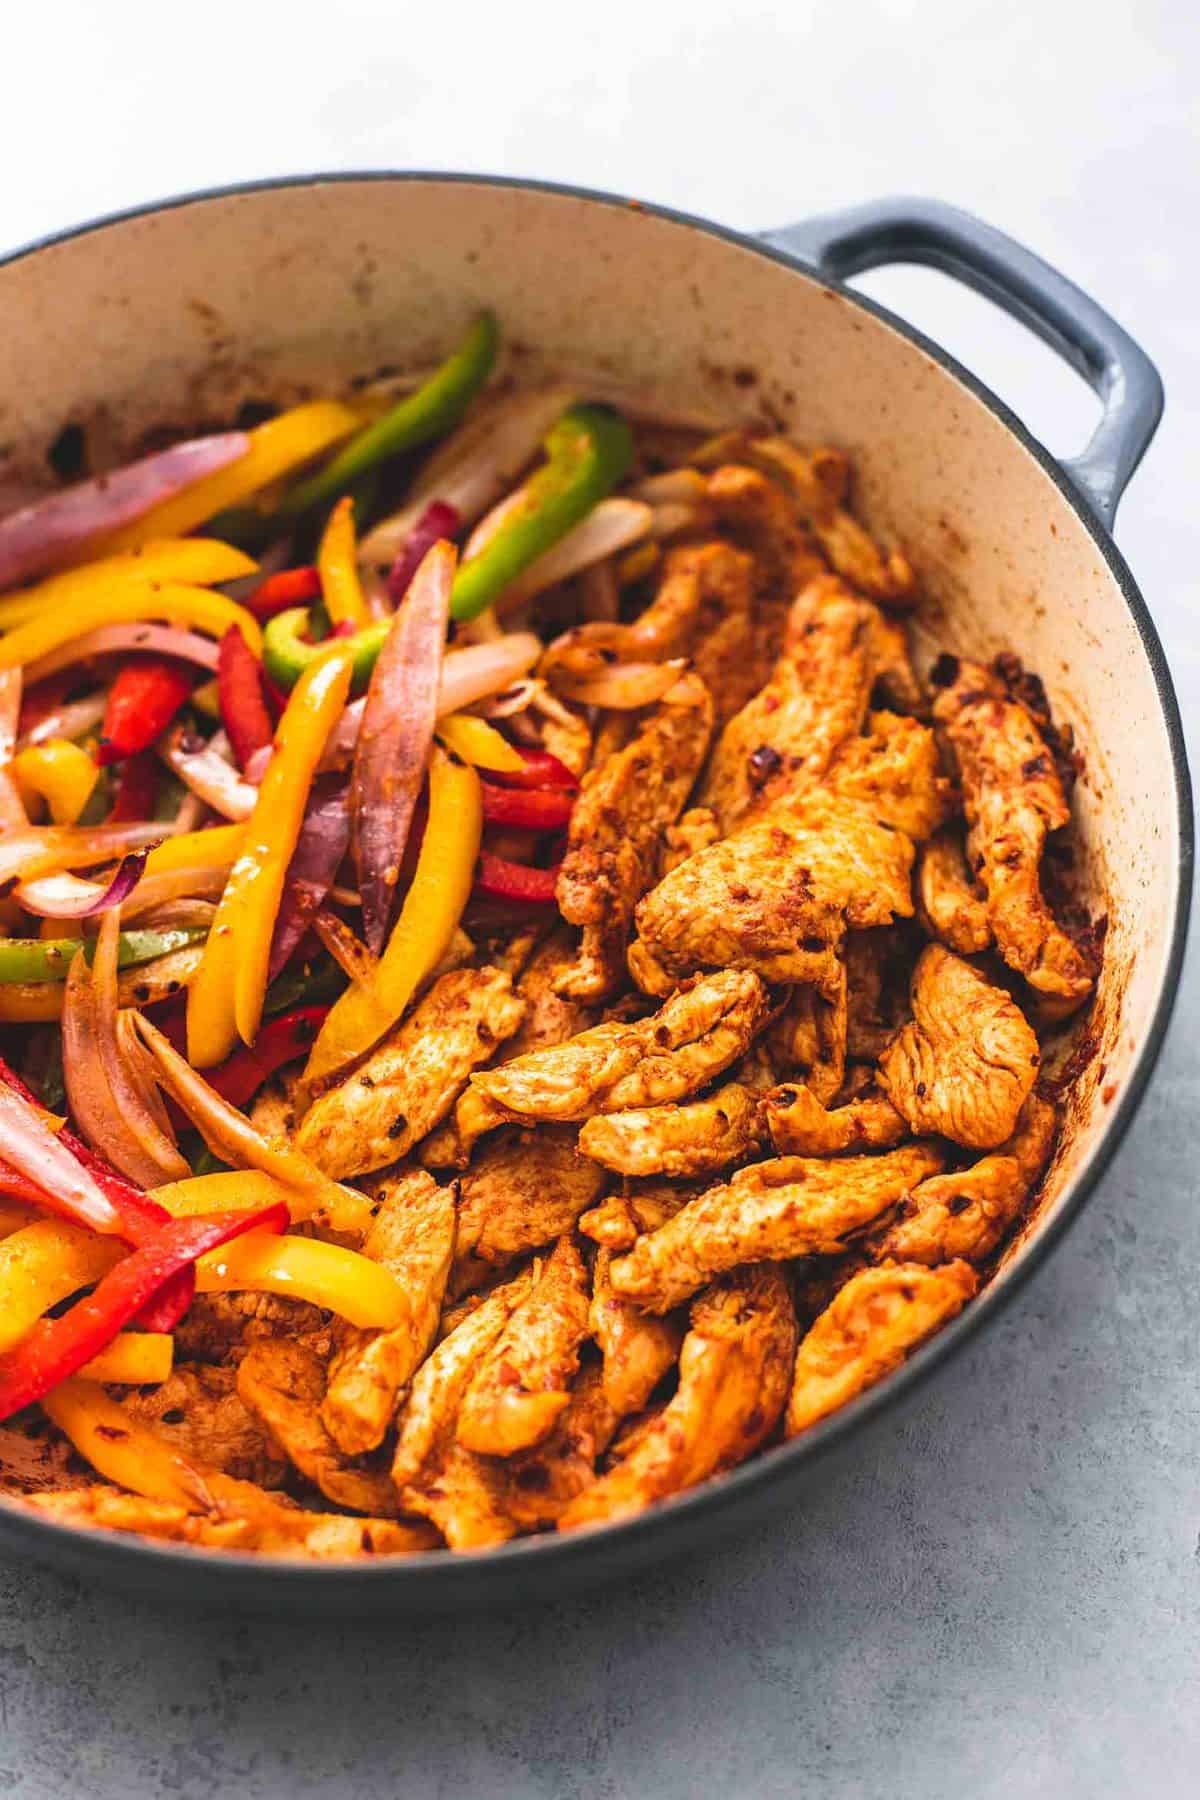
[0,175,1190,1611]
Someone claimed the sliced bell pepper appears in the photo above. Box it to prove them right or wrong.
[276,314,498,523]
[12,739,100,824]
[201,1006,329,1111]
[244,565,322,620]
[449,405,633,622]
[82,403,361,556]
[108,750,160,823]
[480,782,575,829]
[187,642,355,1066]
[0,927,204,987]
[0,1201,287,1421]
[151,1169,298,1219]
[473,851,562,906]
[216,627,274,770]
[0,538,258,633]
[42,1377,210,1507]
[143,823,245,881]
[76,1331,173,1385]
[488,747,579,791]
[301,746,481,1089]
[316,496,370,627]
[0,1198,37,1238]
[96,657,194,767]
[0,1217,126,1354]
[194,1228,406,1329]
[435,712,527,774]
[0,583,262,674]
[262,606,388,694]
[387,500,461,602]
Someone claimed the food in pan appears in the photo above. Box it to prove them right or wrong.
[0,313,1099,1557]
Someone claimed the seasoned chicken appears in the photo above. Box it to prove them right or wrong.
[878,945,1040,1148]
[502,1364,620,1529]
[591,1248,684,1416]
[609,1140,944,1312]
[458,969,770,1142]
[705,462,828,623]
[874,1091,1056,1266]
[559,1264,797,1531]
[785,1261,977,1437]
[248,1078,296,1147]
[630,793,915,997]
[697,577,876,833]
[119,1365,289,1488]
[864,606,925,713]
[578,1079,763,1178]
[764,1081,907,1156]
[321,1170,457,1455]
[824,711,948,841]
[391,1269,533,1550]
[236,1341,398,1516]
[454,1124,605,1270]
[555,670,714,999]
[843,928,913,1061]
[172,1293,329,1367]
[296,967,525,1178]
[768,963,847,1103]
[662,806,721,875]
[457,1237,591,1456]
[578,1181,696,1251]
[932,657,1094,1011]
[916,826,992,954]
[26,1486,436,1559]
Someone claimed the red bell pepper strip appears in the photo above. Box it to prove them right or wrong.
[386,500,461,602]
[244,565,322,621]
[487,748,579,791]
[107,750,160,823]
[0,1201,288,1421]
[472,851,562,906]
[96,657,193,767]
[480,782,575,830]
[203,1006,331,1111]
[216,627,274,770]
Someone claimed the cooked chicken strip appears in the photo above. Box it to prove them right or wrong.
[764,1082,907,1156]
[697,577,876,833]
[916,826,992,954]
[578,1181,696,1251]
[932,657,1094,1010]
[824,711,948,841]
[874,1091,1056,1266]
[662,805,721,875]
[705,463,828,623]
[785,1260,977,1437]
[320,1170,457,1455]
[459,969,770,1141]
[630,794,915,996]
[454,1125,605,1268]
[609,1140,944,1312]
[578,1079,763,1178]
[591,1248,684,1416]
[502,1364,620,1529]
[864,606,925,712]
[768,962,847,1103]
[26,1485,436,1558]
[296,967,525,1178]
[457,1237,591,1455]
[119,1365,288,1488]
[878,945,1040,1148]
[555,670,714,999]
[559,1264,797,1531]
[237,1340,398,1516]
[172,1293,329,1367]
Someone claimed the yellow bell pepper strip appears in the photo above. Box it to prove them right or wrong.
[276,313,499,523]
[151,1169,298,1219]
[301,746,481,1090]
[81,402,362,557]
[195,1229,406,1329]
[449,406,634,622]
[190,677,221,720]
[76,1331,173,1384]
[434,711,526,774]
[133,1014,371,1235]
[0,1218,125,1354]
[12,739,99,825]
[317,495,370,626]
[186,641,355,1065]
[0,538,258,633]
[41,1378,212,1507]
[143,823,245,881]
[0,583,261,675]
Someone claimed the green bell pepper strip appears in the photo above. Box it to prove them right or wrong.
[449,404,633,622]
[277,313,499,523]
[0,928,206,987]
[263,607,389,695]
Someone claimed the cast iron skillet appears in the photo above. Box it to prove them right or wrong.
[0,177,1190,1614]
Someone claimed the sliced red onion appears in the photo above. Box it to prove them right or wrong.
[0,668,27,833]
[267,776,351,982]
[170,791,206,836]
[25,623,222,686]
[387,500,461,603]
[550,657,689,710]
[8,849,148,921]
[0,821,162,890]
[311,907,375,985]
[158,726,258,821]
[242,744,273,785]
[17,689,107,750]
[0,432,249,591]
[353,540,453,952]
[0,1081,119,1233]
[497,499,652,610]
[474,677,540,719]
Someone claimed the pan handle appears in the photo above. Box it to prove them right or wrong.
[760,198,1163,529]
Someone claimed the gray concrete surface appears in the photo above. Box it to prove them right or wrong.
[1,2,1197,1793]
